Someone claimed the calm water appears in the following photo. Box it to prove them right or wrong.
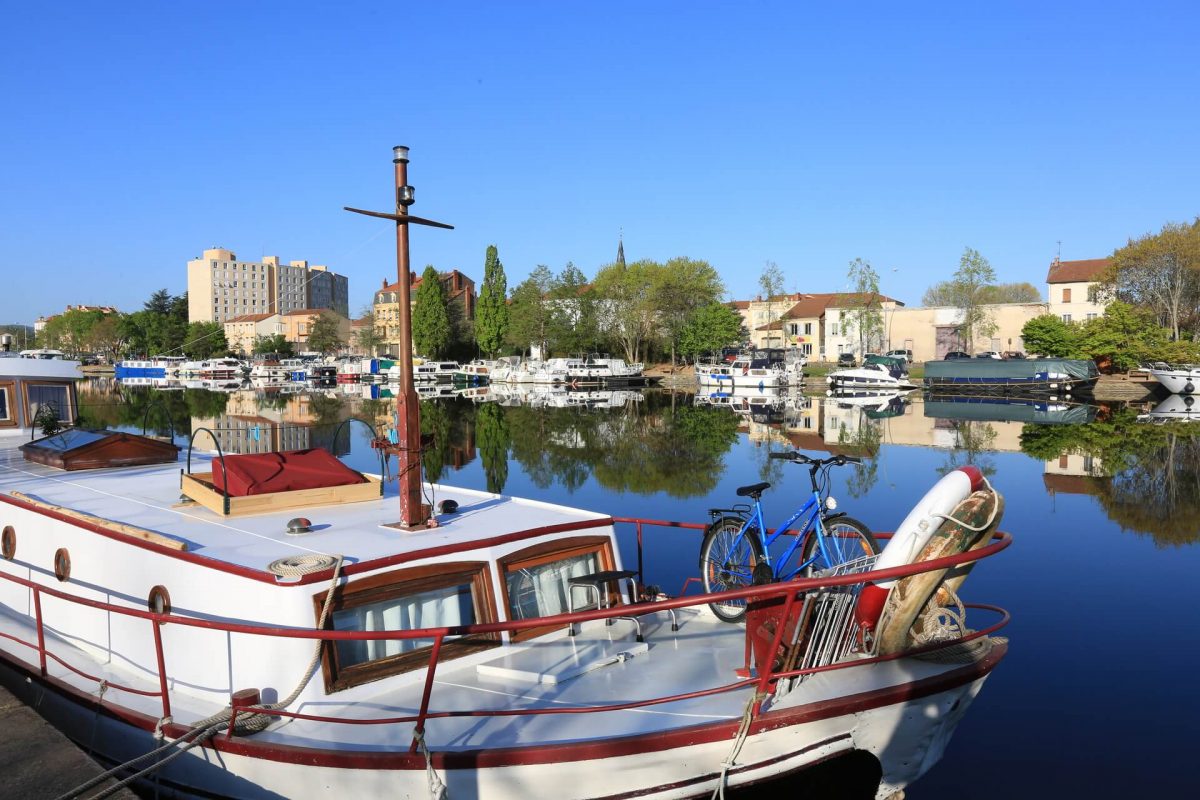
[80,379,1200,798]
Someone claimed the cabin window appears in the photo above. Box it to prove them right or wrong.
[0,383,13,427]
[498,536,615,641]
[316,562,498,693]
[25,383,72,424]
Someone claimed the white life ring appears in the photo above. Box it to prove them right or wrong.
[855,465,983,635]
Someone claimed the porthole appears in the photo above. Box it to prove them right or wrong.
[53,548,71,582]
[1,526,14,560]
[147,585,172,619]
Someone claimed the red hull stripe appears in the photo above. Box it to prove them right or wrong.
[0,493,612,586]
[0,641,1005,772]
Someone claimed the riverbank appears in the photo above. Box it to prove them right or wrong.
[0,682,137,799]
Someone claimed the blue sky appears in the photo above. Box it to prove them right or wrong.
[2,1,1197,323]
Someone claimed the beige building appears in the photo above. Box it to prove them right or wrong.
[746,293,904,358]
[223,313,283,356]
[1046,258,1111,324]
[885,303,1048,361]
[282,310,351,353]
[373,270,476,355]
[187,248,350,324]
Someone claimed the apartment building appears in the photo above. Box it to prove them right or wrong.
[281,309,351,352]
[187,248,350,324]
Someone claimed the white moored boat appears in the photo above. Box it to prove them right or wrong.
[827,354,915,391]
[0,417,1013,799]
[452,359,496,384]
[696,357,790,390]
[1145,362,1200,395]
[200,357,246,380]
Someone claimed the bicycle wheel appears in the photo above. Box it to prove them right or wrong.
[699,516,766,622]
[802,516,879,574]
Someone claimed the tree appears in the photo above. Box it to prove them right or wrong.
[592,259,658,363]
[1108,218,1200,341]
[144,289,174,315]
[678,302,744,360]
[944,247,998,352]
[980,282,1043,304]
[475,245,510,357]
[925,281,1042,306]
[506,266,555,357]
[86,315,127,362]
[412,265,452,358]
[758,261,787,347]
[182,321,227,359]
[652,257,724,367]
[354,306,386,357]
[1077,301,1169,371]
[1021,314,1081,358]
[844,258,884,355]
[306,313,345,356]
[549,263,601,355]
[254,333,294,356]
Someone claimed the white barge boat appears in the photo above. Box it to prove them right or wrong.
[0,419,1012,799]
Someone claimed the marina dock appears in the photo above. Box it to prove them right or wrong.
[0,683,137,799]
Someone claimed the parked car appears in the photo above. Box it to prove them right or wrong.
[1002,351,1026,359]
[886,348,913,364]
[975,351,1003,360]
[943,351,971,360]
[837,352,857,367]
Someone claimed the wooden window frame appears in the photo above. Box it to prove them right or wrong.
[1062,287,1072,303]
[315,561,498,694]
[497,535,616,642]
[21,381,75,427]
[0,381,15,428]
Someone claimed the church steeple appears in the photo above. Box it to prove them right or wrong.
[616,230,626,268]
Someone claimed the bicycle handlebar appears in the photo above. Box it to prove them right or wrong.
[767,451,863,466]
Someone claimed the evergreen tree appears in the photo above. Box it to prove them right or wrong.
[412,265,452,357]
[475,245,510,357]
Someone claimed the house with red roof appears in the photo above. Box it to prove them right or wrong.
[1046,257,1111,323]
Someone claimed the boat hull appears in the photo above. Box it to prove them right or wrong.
[1149,367,1200,395]
[0,643,1003,800]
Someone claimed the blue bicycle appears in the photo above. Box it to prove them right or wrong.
[699,452,879,622]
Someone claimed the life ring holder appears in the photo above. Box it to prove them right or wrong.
[184,426,231,514]
[332,416,388,493]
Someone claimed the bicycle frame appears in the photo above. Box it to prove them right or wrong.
[731,488,833,581]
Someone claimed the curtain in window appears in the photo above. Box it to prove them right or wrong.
[332,582,475,667]
[506,553,599,620]
[28,385,68,421]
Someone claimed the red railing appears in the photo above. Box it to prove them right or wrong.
[0,520,1011,749]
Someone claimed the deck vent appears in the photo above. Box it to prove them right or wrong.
[286,517,313,535]
[437,499,459,515]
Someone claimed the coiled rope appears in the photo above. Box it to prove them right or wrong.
[56,554,345,800]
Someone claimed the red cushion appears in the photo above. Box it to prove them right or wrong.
[211,449,367,497]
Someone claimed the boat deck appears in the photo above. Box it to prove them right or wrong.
[0,441,607,575]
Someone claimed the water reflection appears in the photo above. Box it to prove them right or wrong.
[79,379,1200,545]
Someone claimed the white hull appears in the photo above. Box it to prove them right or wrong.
[0,646,996,800]
[826,367,914,390]
[1149,366,1200,395]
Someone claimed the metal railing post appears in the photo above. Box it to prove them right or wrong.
[409,634,445,753]
[151,619,172,720]
[754,586,800,714]
[33,587,46,676]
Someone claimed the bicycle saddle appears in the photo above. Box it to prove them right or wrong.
[736,481,771,497]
